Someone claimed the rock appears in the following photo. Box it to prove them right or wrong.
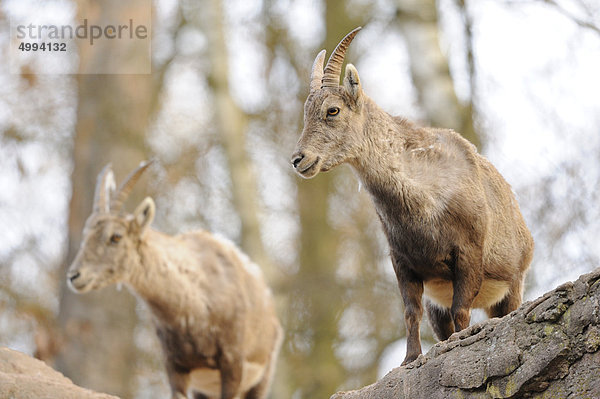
[0,347,119,399]
[331,268,600,399]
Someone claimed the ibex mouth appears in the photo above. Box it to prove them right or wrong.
[67,270,91,293]
[296,157,321,178]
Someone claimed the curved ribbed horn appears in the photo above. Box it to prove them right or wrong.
[322,27,362,88]
[310,49,326,91]
[93,163,115,214]
[110,160,154,213]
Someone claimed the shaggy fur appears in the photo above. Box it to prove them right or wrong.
[291,29,533,365]
[67,163,282,399]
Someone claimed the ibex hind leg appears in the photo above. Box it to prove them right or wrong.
[243,360,275,399]
[245,324,282,399]
[243,376,269,399]
[425,300,455,341]
[485,278,523,319]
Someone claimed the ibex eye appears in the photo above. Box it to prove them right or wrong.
[327,107,340,116]
[110,234,122,244]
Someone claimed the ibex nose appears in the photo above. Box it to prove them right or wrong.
[291,152,304,169]
[68,271,81,282]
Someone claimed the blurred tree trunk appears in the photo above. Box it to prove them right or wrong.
[287,2,362,397]
[55,1,156,396]
[203,0,273,279]
[396,0,480,148]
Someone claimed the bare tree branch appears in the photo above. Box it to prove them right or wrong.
[503,0,600,35]
[542,0,600,35]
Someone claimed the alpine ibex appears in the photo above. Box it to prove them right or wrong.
[291,27,533,365]
[67,161,282,399]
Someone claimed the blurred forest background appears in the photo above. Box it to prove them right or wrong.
[1,0,599,398]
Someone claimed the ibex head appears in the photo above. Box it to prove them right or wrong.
[67,161,155,293]
[291,27,365,178]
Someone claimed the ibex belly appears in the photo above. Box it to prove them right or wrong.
[188,361,266,398]
[423,279,510,309]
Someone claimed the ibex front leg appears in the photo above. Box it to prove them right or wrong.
[450,246,483,332]
[394,259,424,366]
[218,350,243,399]
[166,363,191,399]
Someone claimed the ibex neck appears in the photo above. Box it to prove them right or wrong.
[350,98,439,219]
[352,100,424,186]
[128,229,208,324]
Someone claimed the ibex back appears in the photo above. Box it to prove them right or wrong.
[67,161,282,399]
[291,27,533,365]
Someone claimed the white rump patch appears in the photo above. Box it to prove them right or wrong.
[424,279,510,309]
[188,361,266,398]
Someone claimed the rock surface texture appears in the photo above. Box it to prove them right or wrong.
[0,347,118,399]
[332,269,600,399]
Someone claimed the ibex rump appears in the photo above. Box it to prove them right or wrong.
[67,161,282,399]
[291,28,533,365]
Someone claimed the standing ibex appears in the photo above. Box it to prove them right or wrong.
[67,161,282,399]
[291,27,533,365]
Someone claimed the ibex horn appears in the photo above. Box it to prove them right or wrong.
[321,27,362,89]
[310,50,326,91]
[93,163,115,214]
[110,160,154,213]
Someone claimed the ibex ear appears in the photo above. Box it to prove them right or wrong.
[343,63,362,100]
[133,197,155,234]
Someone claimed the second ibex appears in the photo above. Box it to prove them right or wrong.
[67,161,282,399]
[291,27,533,365]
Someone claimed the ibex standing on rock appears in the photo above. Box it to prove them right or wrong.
[67,161,282,399]
[291,28,533,365]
